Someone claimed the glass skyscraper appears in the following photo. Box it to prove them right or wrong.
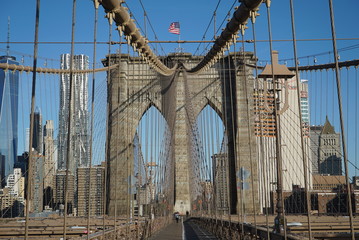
[58,54,89,173]
[0,55,19,184]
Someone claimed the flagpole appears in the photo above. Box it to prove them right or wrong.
[178,32,181,53]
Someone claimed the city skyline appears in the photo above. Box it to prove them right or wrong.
[0,55,19,182]
[0,1,357,238]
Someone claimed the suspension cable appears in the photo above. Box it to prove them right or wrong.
[193,0,222,56]
[24,0,41,238]
[265,0,287,237]
[288,0,313,238]
[328,1,355,239]
[86,1,99,238]
[240,33,259,238]
[63,0,77,238]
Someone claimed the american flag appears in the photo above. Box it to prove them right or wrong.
[168,22,180,35]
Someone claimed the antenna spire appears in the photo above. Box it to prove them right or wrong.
[7,16,10,56]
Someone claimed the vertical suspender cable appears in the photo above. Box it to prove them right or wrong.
[101,36,112,240]
[265,1,287,237]
[64,0,77,238]
[251,15,270,240]
[288,0,313,238]
[222,50,233,235]
[240,34,258,237]
[214,11,217,40]
[25,0,41,238]
[87,1,99,238]
[355,67,358,177]
[233,35,242,228]
[226,41,237,238]
[126,46,131,238]
[328,1,355,239]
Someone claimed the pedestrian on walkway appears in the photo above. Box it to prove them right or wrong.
[175,213,179,223]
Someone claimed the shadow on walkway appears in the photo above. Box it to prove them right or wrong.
[183,218,218,240]
[148,218,218,240]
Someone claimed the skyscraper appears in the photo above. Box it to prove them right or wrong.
[77,165,105,216]
[31,108,43,154]
[0,55,19,183]
[25,128,30,153]
[58,54,89,172]
[310,117,342,175]
[30,150,44,213]
[58,54,89,210]
[212,153,229,213]
[300,80,310,137]
[44,120,56,207]
[255,51,312,212]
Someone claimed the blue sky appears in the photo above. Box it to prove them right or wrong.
[1,0,359,176]
[2,0,358,64]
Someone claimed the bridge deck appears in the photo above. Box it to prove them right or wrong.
[149,218,218,240]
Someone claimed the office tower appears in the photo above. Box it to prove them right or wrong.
[300,80,310,136]
[43,120,56,207]
[53,169,74,213]
[6,168,22,196]
[31,108,43,154]
[30,150,44,213]
[254,52,312,212]
[212,153,229,214]
[310,125,322,174]
[311,117,342,175]
[0,155,5,188]
[58,54,89,173]
[0,187,24,218]
[0,55,19,183]
[25,128,29,152]
[77,165,105,216]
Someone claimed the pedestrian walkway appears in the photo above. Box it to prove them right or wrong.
[183,218,217,240]
[149,218,218,240]
[149,219,183,240]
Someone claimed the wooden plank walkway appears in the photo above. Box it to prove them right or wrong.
[149,219,183,240]
[149,218,218,240]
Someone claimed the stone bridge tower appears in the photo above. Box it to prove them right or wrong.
[104,52,259,216]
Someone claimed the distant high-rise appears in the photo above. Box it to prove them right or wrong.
[53,169,74,213]
[25,128,29,152]
[0,55,19,182]
[254,52,312,213]
[44,120,56,207]
[300,80,310,137]
[311,117,342,175]
[77,165,105,216]
[30,150,44,213]
[310,125,322,174]
[31,108,43,154]
[58,54,89,172]
[212,153,229,213]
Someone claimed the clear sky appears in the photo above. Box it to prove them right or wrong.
[1,0,359,176]
[2,0,359,64]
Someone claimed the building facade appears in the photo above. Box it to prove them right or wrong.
[53,169,74,214]
[30,108,43,154]
[58,54,89,171]
[0,55,19,183]
[310,125,322,174]
[43,120,56,207]
[310,117,342,175]
[212,153,229,213]
[77,165,105,216]
[255,52,312,213]
[58,54,90,210]
[31,151,44,213]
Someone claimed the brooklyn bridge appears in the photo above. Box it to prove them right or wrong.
[0,0,358,239]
